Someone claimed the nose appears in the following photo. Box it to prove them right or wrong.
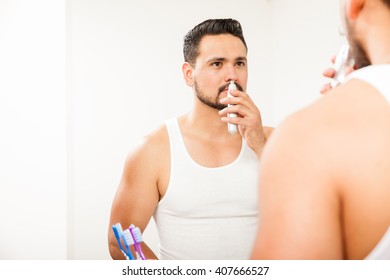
[224,64,238,82]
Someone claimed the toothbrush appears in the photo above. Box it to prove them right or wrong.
[227,81,238,134]
[129,224,147,260]
[112,223,133,260]
[122,228,141,260]
[121,229,136,260]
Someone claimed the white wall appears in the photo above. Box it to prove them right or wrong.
[0,0,343,259]
[270,0,343,123]
[0,0,67,259]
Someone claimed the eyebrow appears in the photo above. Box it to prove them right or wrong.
[206,57,247,63]
[236,57,247,62]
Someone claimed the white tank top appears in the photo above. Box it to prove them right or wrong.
[153,118,260,260]
[346,64,390,259]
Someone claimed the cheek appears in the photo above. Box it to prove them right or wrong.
[239,71,248,89]
[196,71,221,88]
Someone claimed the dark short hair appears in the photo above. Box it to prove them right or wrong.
[183,18,247,65]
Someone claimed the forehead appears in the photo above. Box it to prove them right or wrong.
[197,34,247,59]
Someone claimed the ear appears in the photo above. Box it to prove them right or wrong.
[182,62,194,86]
[346,0,365,20]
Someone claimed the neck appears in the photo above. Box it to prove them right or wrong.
[360,5,390,64]
[367,39,390,65]
[183,98,240,140]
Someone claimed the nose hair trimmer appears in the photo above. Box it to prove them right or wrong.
[331,43,355,88]
[227,81,238,134]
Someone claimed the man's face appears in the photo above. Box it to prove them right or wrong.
[191,34,248,110]
[342,0,371,69]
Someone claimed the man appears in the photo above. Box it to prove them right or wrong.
[108,19,272,260]
[251,0,390,259]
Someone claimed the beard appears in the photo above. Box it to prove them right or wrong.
[345,18,371,69]
[194,80,244,111]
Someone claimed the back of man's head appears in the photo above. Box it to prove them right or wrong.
[382,0,390,8]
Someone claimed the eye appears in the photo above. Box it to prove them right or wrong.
[236,61,246,67]
[211,61,222,67]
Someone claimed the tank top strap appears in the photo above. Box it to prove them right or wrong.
[164,118,187,166]
[346,64,390,104]
[164,118,181,149]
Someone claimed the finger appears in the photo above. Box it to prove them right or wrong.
[221,104,250,116]
[225,89,250,98]
[221,116,240,124]
[219,104,255,118]
[220,92,254,109]
[221,115,254,126]
[322,68,335,78]
[220,96,247,108]
[320,83,332,94]
[220,101,258,121]
[222,106,261,128]
[218,107,227,115]
[225,89,240,96]
[221,115,261,132]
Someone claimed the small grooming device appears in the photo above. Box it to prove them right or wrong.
[227,81,238,134]
[331,43,355,88]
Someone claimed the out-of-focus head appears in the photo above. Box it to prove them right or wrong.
[341,0,390,69]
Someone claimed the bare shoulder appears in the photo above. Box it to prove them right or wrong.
[138,124,169,157]
[268,78,390,151]
[124,123,169,179]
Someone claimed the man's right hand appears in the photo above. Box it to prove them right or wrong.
[320,55,355,94]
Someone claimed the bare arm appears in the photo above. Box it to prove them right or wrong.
[108,132,165,260]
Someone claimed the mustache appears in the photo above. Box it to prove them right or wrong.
[218,82,243,95]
